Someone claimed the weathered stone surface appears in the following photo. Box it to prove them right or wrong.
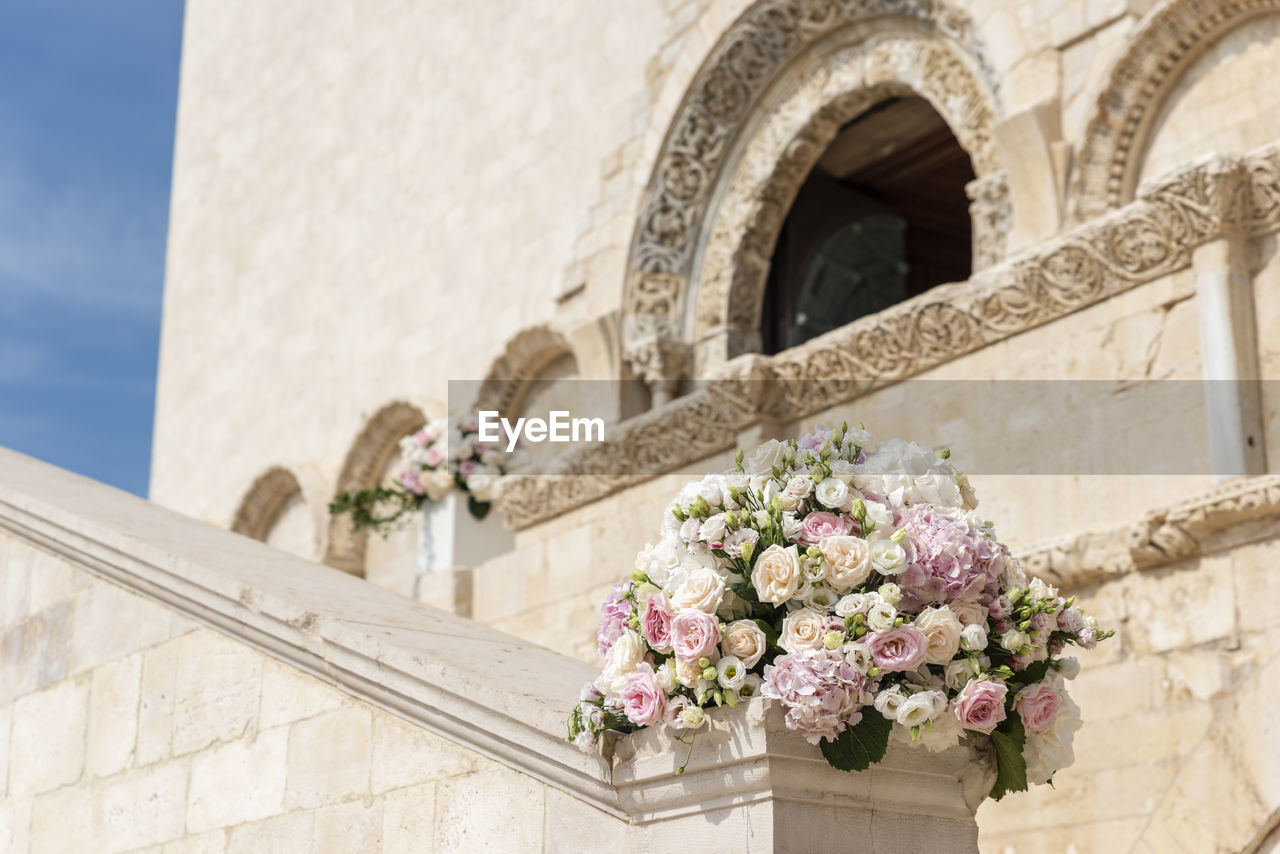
[96,761,188,852]
[258,659,343,730]
[434,768,546,854]
[87,652,142,778]
[285,707,372,809]
[9,676,88,795]
[186,728,289,833]
[312,799,383,853]
[381,783,436,854]
[171,630,263,755]
[370,713,476,795]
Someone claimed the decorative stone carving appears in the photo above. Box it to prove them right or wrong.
[230,466,303,542]
[623,0,1006,375]
[499,141,1280,530]
[967,171,1013,271]
[623,334,692,406]
[1070,0,1280,222]
[322,401,427,575]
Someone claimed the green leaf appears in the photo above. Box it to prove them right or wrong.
[752,618,780,649]
[1010,659,1051,688]
[988,716,1028,801]
[467,497,492,520]
[819,709,892,772]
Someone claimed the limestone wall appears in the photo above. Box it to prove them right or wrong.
[0,536,608,854]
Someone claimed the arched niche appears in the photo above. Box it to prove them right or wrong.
[322,401,427,576]
[231,467,310,557]
[620,0,1006,390]
[1071,0,1280,222]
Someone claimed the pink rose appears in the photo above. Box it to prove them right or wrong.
[398,470,424,495]
[671,611,720,661]
[865,626,928,672]
[797,512,854,547]
[1015,682,1061,732]
[953,680,1008,734]
[621,664,666,727]
[641,594,675,653]
[424,447,445,467]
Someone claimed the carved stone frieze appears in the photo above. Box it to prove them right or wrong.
[476,325,575,414]
[231,467,303,542]
[1070,0,1280,222]
[498,142,1280,530]
[622,0,1004,372]
[967,171,1012,272]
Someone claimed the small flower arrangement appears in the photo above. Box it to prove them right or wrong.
[567,425,1112,800]
[328,416,516,532]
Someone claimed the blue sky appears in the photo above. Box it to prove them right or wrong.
[0,0,184,497]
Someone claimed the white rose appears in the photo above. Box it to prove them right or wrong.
[960,623,988,652]
[873,685,906,719]
[866,600,898,632]
[672,567,727,614]
[862,500,894,531]
[751,544,802,604]
[606,630,646,673]
[779,608,827,653]
[943,660,973,692]
[814,477,850,510]
[877,582,902,605]
[1027,577,1058,602]
[744,439,788,475]
[870,540,907,575]
[716,655,747,691]
[780,476,812,510]
[1056,657,1080,680]
[818,536,871,592]
[914,607,963,665]
[780,512,803,542]
[1001,629,1030,652]
[895,692,939,727]
[894,707,961,752]
[698,513,727,544]
[834,593,870,618]
[721,620,767,668]
[680,706,707,730]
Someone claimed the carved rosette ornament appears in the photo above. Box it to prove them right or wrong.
[622,0,1005,378]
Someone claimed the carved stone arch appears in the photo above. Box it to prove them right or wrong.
[621,0,1006,387]
[323,401,427,575]
[475,325,577,414]
[1071,0,1280,223]
[231,466,303,542]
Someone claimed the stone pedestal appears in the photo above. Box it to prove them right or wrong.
[418,491,515,573]
[607,701,992,853]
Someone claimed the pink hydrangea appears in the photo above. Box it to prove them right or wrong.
[398,470,425,496]
[596,584,631,657]
[796,511,854,547]
[896,505,1010,606]
[797,425,835,452]
[761,648,875,743]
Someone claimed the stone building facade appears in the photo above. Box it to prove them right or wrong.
[9,0,1280,850]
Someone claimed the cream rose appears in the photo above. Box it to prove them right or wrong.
[721,619,767,668]
[744,439,788,475]
[675,656,708,689]
[818,535,871,592]
[779,608,827,653]
[672,567,727,614]
[914,606,963,665]
[751,544,802,604]
[949,600,987,627]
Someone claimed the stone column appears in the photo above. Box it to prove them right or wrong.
[1192,159,1266,480]
[610,702,991,852]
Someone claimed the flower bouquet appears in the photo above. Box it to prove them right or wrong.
[328,416,516,533]
[567,424,1112,800]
